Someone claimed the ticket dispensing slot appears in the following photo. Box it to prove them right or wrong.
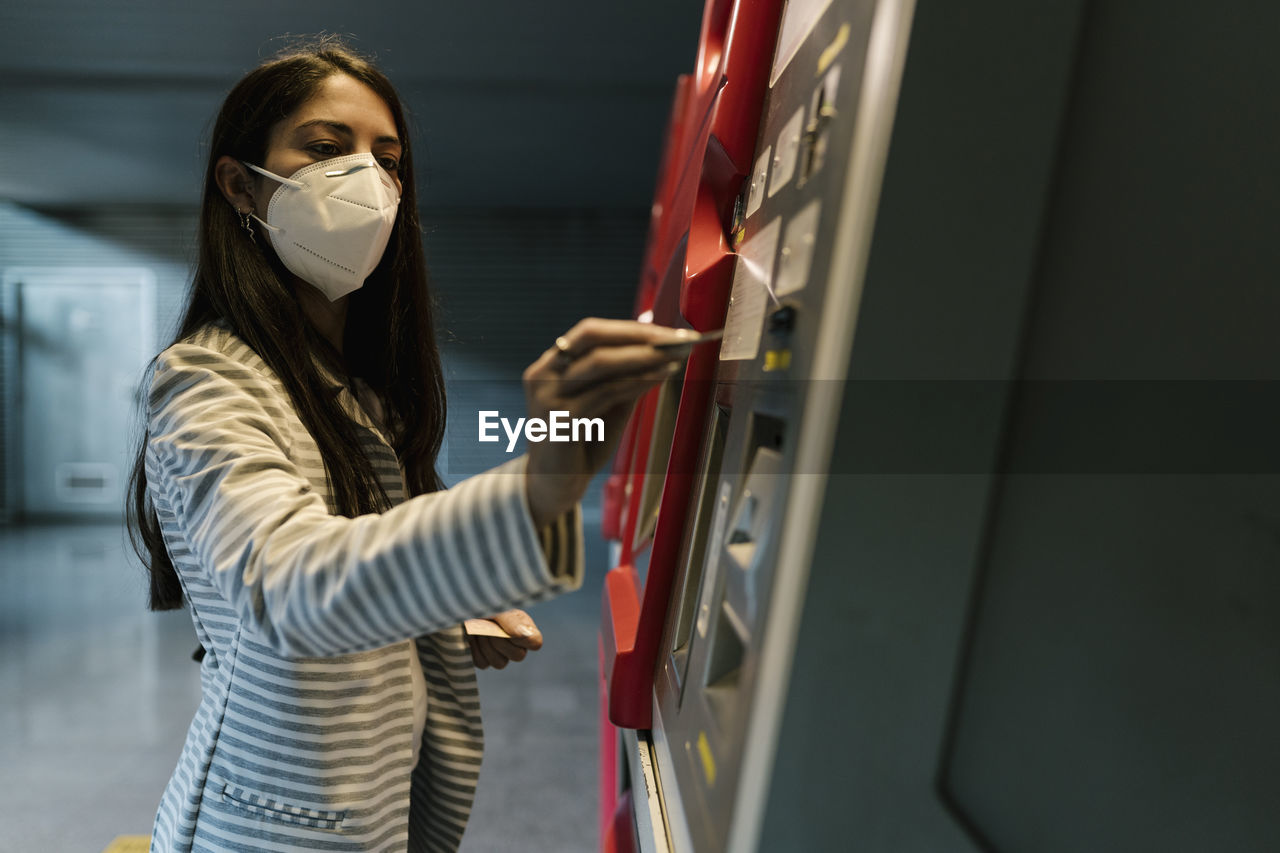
[723,411,786,609]
[708,433,784,724]
[633,366,687,557]
[724,440,782,612]
[669,404,730,702]
[672,410,785,724]
[798,63,841,188]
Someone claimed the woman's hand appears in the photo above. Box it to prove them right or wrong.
[522,318,694,528]
[466,609,544,670]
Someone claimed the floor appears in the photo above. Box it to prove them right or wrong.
[0,520,607,852]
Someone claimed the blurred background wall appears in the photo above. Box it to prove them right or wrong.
[0,2,703,850]
[0,0,707,521]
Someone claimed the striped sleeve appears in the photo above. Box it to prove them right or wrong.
[147,342,583,659]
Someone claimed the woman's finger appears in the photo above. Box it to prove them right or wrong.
[564,363,678,419]
[526,320,693,383]
[555,344,685,397]
[559,318,695,355]
[468,634,489,669]
[477,636,508,669]
[482,639,509,670]
[491,610,543,650]
[491,640,528,663]
[525,345,564,382]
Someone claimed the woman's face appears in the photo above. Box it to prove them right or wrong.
[255,72,403,200]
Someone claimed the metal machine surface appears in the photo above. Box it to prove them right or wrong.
[598,3,787,846]
[600,0,787,741]
[610,0,1280,850]
[647,1,915,849]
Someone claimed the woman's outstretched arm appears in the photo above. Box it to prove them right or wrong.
[147,341,578,659]
[146,319,689,660]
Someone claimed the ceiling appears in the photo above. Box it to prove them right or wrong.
[0,0,704,208]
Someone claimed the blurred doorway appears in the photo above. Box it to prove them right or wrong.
[2,268,154,521]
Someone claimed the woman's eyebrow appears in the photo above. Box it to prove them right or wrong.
[294,118,400,147]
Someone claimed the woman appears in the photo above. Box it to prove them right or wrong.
[128,39,689,852]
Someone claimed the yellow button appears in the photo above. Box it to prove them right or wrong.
[697,730,717,786]
[763,349,792,372]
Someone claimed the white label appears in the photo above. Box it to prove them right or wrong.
[745,147,771,219]
[720,216,782,361]
[768,106,806,198]
[776,199,822,296]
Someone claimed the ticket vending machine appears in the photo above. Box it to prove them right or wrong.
[604,0,908,846]
[600,0,786,738]
[599,4,785,848]
[639,1,917,849]
[608,0,1280,851]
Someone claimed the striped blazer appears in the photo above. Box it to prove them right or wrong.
[145,322,582,852]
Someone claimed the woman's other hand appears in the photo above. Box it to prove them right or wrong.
[466,609,544,670]
[522,319,694,528]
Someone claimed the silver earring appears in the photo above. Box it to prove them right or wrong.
[238,208,256,241]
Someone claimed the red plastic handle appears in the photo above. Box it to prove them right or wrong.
[681,0,787,325]
[601,0,785,731]
[694,0,734,101]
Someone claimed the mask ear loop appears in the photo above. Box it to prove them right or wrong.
[241,162,303,236]
[242,161,304,189]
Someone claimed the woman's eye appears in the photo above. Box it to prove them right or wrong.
[379,157,400,172]
[309,142,341,157]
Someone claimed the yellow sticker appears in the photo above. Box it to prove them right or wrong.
[763,349,793,372]
[697,730,717,786]
[102,837,151,853]
[818,23,851,75]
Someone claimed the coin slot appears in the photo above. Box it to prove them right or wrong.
[799,64,840,186]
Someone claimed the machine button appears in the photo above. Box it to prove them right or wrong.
[766,305,796,332]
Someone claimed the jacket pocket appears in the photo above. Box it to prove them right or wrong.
[217,782,346,831]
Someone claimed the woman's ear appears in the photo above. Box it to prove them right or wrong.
[214,156,257,215]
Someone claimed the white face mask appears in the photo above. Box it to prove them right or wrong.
[245,154,401,301]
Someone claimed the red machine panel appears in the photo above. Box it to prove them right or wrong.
[601,0,786,730]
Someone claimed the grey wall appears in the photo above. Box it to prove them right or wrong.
[428,210,642,489]
[0,1,703,208]
[0,201,642,521]
[0,2,697,520]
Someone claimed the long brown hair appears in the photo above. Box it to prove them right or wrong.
[127,38,446,610]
